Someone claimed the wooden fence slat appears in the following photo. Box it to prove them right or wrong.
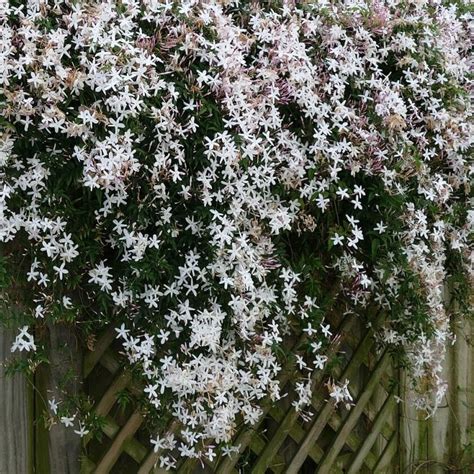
[333,451,354,470]
[316,351,390,472]
[284,365,363,474]
[137,450,160,474]
[347,389,396,473]
[46,321,83,474]
[249,431,269,453]
[287,401,334,474]
[34,364,51,474]
[94,410,144,473]
[123,434,149,463]
[137,451,160,474]
[0,326,31,474]
[99,350,144,397]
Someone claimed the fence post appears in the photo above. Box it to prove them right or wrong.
[399,290,473,472]
[0,326,32,474]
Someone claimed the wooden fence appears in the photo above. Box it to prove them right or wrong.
[1,310,472,473]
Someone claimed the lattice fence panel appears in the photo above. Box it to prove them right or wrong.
[80,310,400,473]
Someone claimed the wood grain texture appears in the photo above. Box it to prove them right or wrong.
[0,326,31,474]
[46,321,82,474]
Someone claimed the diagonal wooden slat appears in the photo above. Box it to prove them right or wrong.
[285,313,382,474]
[94,410,144,473]
[137,450,160,474]
[316,351,390,472]
[98,349,143,397]
[83,328,116,378]
[80,456,96,473]
[81,414,151,472]
[310,391,379,470]
[95,371,132,417]
[84,370,132,447]
[373,430,398,472]
[268,406,348,474]
[347,388,397,473]
[107,417,147,460]
[98,348,122,376]
[215,335,305,474]
[248,430,287,471]
[137,421,180,474]
[268,405,326,464]
[249,315,355,474]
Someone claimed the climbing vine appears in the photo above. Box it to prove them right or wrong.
[0,0,472,468]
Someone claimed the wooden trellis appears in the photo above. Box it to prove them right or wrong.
[79,309,400,473]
